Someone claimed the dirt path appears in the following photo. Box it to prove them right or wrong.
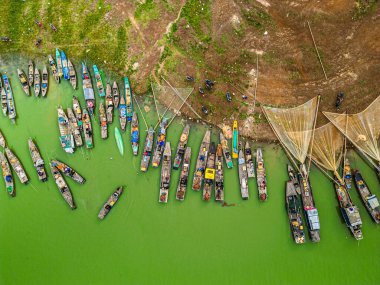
[127,12,148,47]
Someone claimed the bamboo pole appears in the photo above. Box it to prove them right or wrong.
[133,95,148,131]
[307,21,328,80]
[253,54,259,110]
[151,82,161,123]
[306,95,321,179]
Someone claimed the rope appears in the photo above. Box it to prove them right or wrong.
[133,95,148,131]
[166,88,194,129]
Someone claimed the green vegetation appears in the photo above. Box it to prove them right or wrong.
[353,0,379,20]
[242,6,273,30]
[134,0,160,24]
[180,0,212,38]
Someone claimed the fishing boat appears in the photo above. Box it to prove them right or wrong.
[48,54,60,83]
[285,181,306,244]
[99,102,108,139]
[119,88,127,131]
[173,124,190,169]
[334,180,363,240]
[98,187,123,220]
[61,50,69,80]
[124,77,133,121]
[3,75,16,121]
[152,118,169,167]
[67,108,83,147]
[34,67,40,97]
[1,80,7,116]
[82,63,95,116]
[297,164,320,242]
[344,158,352,189]
[17,69,30,96]
[112,81,119,108]
[68,60,77,89]
[176,147,191,201]
[192,130,211,191]
[131,112,139,155]
[28,139,47,182]
[159,142,171,203]
[51,159,86,184]
[244,141,255,178]
[115,127,124,156]
[41,67,48,96]
[220,133,233,168]
[215,144,224,202]
[0,152,14,196]
[28,60,34,86]
[57,107,75,153]
[287,165,301,194]
[82,108,94,148]
[5,148,28,184]
[93,65,105,97]
[203,142,216,201]
[232,120,238,159]
[72,96,83,130]
[105,83,113,123]
[354,170,380,223]
[238,149,249,199]
[140,127,155,171]
[55,48,63,78]
[0,130,6,147]
[50,164,76,209]
[256,148,267,201]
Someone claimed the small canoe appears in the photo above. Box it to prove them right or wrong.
[41,66,48,96]
[202,142,216,201]
[119,91,127,131]
[176,147,191,201]
[131,112,139,155]
[55,48,63,78]
[93,65,105,97]
[344,158,352,189]
[0,152,14,196]
[286,181,306,244]
[105,83,114,123]
[3,75,16,121]
[67,107,83,147]
[215,144,224,202]
[124,77,133,121]
[140,127,155,172]
[82,108,94,148]
[51,159,86,184]
[0,130,6,147]
[113,81,119,108]
[98,186,123,220]
[28,139,47,182]
[152,118,169,167]
[238,149,249,200]
[1,82,7,116]
[115,127,124,156]
[17,69,30,96]
[82,63,95,116]
[256,148,267,201]
[48,54,60,83]
[220,133,233,168]
[99,102,108,139]
[159,142,171,203]
[72,96,83,131]
[192,130,210,191]
[34,67,40,97]
[245,141,255,178]
[68,60,77,89]
[57,107,75,153]
[28,60,34,86]
[50,164,76,209]
[5,147,28,184]
[61,50,69,80]
[173,124,190,170]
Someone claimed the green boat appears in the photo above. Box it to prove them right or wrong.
[115,127,124,156]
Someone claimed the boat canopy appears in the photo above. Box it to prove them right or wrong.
[323,95,380,164]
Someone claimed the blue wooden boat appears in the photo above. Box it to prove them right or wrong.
[93,65,105,97]
[124,77,133,121]
[131,112,139,155]
[81,63,95,116]
[55,48,63,78]
[2,75,16,122]
[61,50,69,80]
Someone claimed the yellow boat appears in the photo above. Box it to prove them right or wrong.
[232,120,238,159]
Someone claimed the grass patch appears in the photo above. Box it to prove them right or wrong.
[353,0,379,20]
[243,6,273,30]
[135,0,159,24]
[180,0,212,38]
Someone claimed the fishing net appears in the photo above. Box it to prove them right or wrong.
[310,122,344,181]
[262,97,319,164]
[323,96,380,164]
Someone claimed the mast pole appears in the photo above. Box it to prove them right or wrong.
[151,82,161,125]
[306,95,321,179]
[342,111,349,177]
[133,95,148,131]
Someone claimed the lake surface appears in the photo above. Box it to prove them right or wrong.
[0,57,379,285]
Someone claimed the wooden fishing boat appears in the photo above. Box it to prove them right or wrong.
[68,60,77,89]
[173,124,190,170]
[61,50,69,80]
[286,181,306,244]
[131,112,139,155]
[93,65,105,97]
[28,60,34,86]
[192,130,210,191]
[1,81,7,116]
[41,66,48,96]
[238,149,249,200]
[67,108,83,147]
[334,180,363,240]
[140,127,155,172]
[98,187,123,220]
[72,96,83,131]
[105,83,113,123]
[17,69,30,96]
[5,147,28,184]
[119,89,127,131]
[99,102,108,139]
[51,159,86,184]
[152,118,169,167]
[124,77,133,121]
[220,133,233,168]
[245,141,255,178]
[82,63,95,116]
[112,81,119,108]
[82,108,94,148]
[344,158,352,190]
[232,120,238,159]
[34,67,40,97]
[203,142,216,201]
[28,139,47,182]
[48,54,60,83]
[2,75,16,121]
[176,147,191,201]
[55,48,63,78]
[159,142,171,203]
[215,144,224,202]
[0,152,14,196]
[256,148,267,201]
[57,107,75,153]
[0,130,6,148]
[50,164,76,209]
[115,127,124,156]
[354,170,380,223]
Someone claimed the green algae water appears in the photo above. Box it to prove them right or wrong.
[0,57,380,285]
